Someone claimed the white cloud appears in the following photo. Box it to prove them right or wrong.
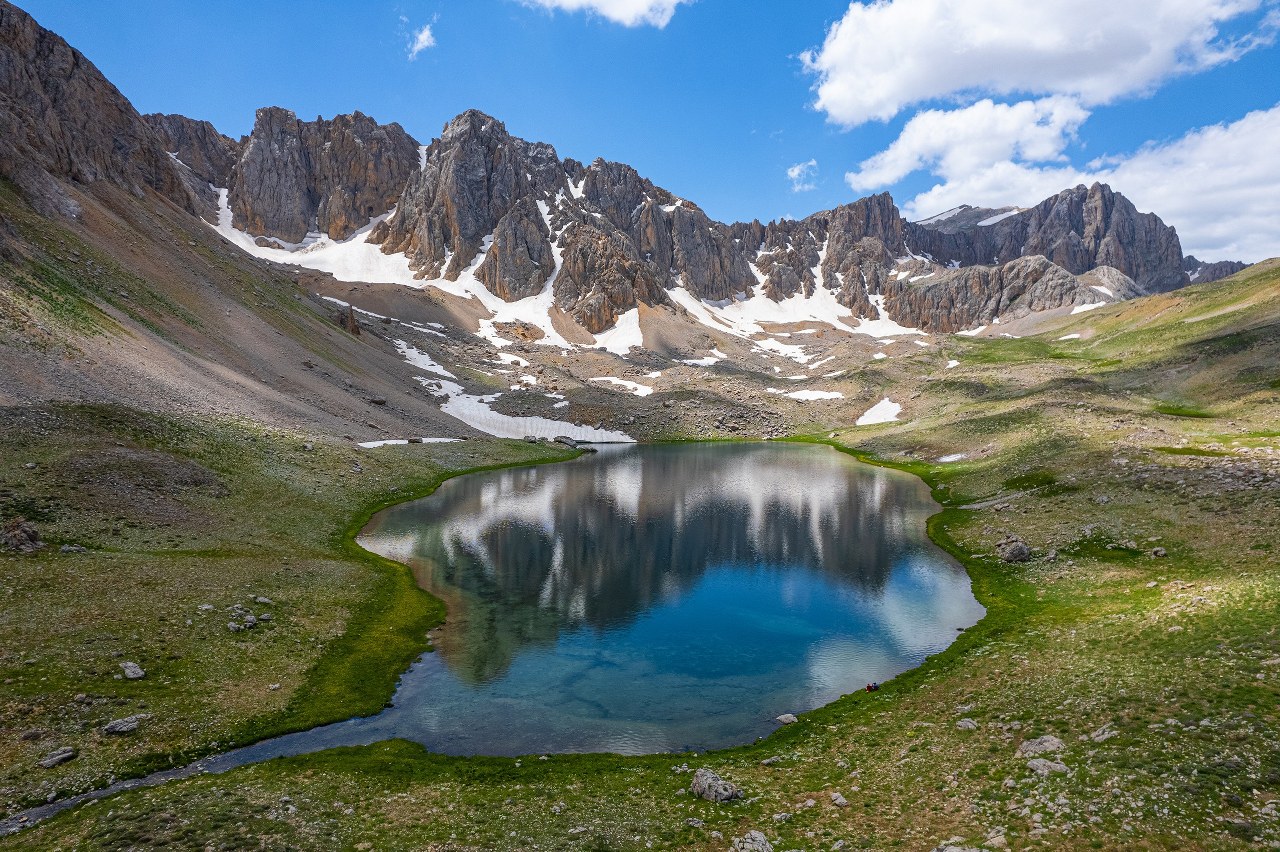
[901,104,1280,263]
[408,24,436,59]
[803,0,1274,127]
[787,159,819,192]
[519,0,692,27]
[847,97,1089,191]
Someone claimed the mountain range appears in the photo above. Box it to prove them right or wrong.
[150,102,1240,339]
[0,0,1255,444]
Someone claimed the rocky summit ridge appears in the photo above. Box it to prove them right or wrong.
[204,108,1244,338]
[0,0,1249,346]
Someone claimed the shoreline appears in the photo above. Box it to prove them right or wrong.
[2,439,985,837]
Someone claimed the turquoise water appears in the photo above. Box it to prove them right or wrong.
[334,442,984,756]
[0,443,984,832]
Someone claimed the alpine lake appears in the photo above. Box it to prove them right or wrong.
[236,441,984,760]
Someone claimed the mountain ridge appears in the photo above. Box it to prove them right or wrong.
[197,107,1245,338]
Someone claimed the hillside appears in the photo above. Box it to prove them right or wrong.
[1,0,1279,849]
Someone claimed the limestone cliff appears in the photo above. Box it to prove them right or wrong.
[229,108,419,243]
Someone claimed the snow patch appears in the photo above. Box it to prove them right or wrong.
[591,308,644,356]
[977,210,1020,227]
[589,377,653,397]
[766,388,844,401]
[916,206,965,226]
[1057,333,1082,340]
[1071,302,1107,315]
[358,438,461,449]
[856,398,902,426]
[394,340,456,379]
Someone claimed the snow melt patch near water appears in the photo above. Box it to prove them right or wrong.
[856,398,902,426]
[358,438,461,449]
[418,376,634,442]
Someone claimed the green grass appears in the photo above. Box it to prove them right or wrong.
[1154,403,1216,418]
[1153,446,1233,457]
[0,404,580,810]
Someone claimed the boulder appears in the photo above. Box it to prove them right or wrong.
[997,537,1032,563]
[1,517,42,553]
[103,713,151,735]
[38,746,76,768]
[731,831,774,852]
[690,768,743,802]
[1016,734,1065,757]
[120,661,145,680]
[1027,757,1069,776]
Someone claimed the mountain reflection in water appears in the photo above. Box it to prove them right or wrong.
[355,440,983,741]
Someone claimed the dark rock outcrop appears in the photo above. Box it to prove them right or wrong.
[230,108,419,243]
[0,0,196,217]
[909,184,1188,294]
[557,220,668,333]
[1184,255,1250,284]
[143,113,240,187]
[879,256,1135,333]
[476,196,556,301]
[378,110,566,279]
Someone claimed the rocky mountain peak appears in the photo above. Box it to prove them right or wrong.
[905,182,1189,294]
[143,113,240,189]
[228,107,420,243]
[0,0,199,218]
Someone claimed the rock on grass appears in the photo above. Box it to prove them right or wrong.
[690,768,743,802]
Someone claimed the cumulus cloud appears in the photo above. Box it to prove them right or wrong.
[519,0,693,27]
[901,104,1280,262]
[846,97,1089,191]
[407,24,436,59]
[803,0,1274,126]
[787,159,819,192]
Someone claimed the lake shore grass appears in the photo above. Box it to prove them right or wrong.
[4,262,1280,849]
[6,394,1278,849]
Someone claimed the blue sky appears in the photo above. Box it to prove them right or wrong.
[18,0,1280,260]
